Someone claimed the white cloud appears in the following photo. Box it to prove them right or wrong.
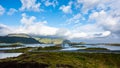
[20,13,36,25]
[0,12,115,40]
[44,0,58,7]
[0,22,112,39]
[68,32,88,39]
[66,0,120,39]
[19,0,41,12]
[7,8,17,15]
[0,5,5,15]
[102,31,111,37]
[89,10,119,35]
[0,24,12,36]
[59,5,72,13]
[66,13,81,24]
[18,13,58,36]
[89,7,120,39]
[75,24,103,33]
[0,13,58,36]
[108,0,120,16]
[76,0,108,13]
[59,1,73,14]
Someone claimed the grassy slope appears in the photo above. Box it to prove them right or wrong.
[36,46,62,50]
[84,48,109,50]
[35,38,63,44]
[0,52,120,68]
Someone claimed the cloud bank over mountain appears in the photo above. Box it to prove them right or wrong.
[0,13,112,39]
[0,0,120,43]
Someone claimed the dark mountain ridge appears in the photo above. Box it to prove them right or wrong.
[0,34,40,44]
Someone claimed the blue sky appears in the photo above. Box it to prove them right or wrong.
[0,0,71,27]
[0,0,120,43]
[0,0,87,27]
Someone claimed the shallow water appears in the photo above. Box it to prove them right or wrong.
[0,53,22,59]
[24,44,55,47]
[61,47,85,51]
[0,43,120,59]
[75,45,120,50]
[0,47,24,50]
[0,44,55,50]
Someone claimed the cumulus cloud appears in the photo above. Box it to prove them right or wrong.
[0,13,112,39]
[0,12,115,40]
[0,13,59,36]
[19,0,41,12]
[59,1,72,14]
[17,13,58,36]
[65,0,120,39]
[44,0,58,7]
[66,13,82,24]
[7,8,17,15]
[0,5,5,15]
[76,0,108,13]
[0,24,12,36]
[20,13,36,25]
[59,5,72,13]
[68,32,88,39]
[89,10,120,38]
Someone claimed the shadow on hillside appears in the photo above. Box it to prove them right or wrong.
[0,61,74,68]
[0,61,49,68]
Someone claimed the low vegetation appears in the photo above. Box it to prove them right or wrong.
[107,44,120,46]
[0,52,120,68]
[71,42,86,45]
[36,46,62,51]
[74,45,86,47]
[84,47,109,50]
[35,38,63,44]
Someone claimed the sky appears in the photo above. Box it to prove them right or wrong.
[0,0,120,43]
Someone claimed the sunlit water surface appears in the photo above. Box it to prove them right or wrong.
[0,43,120,59]
[0,53,22,59]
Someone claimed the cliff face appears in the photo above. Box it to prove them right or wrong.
[0,34,40,44]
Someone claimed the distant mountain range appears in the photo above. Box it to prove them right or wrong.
[0,33,40,44]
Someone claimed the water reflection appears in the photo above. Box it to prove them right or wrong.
[24,44,54,47]
[0,44,55,50]
[0,47,24,50]
[61,47,85,51]
[0,43,120,51]
[75,45,120,50]
[0,53,22,59]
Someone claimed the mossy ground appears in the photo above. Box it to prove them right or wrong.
[0,52,120,68]
[84,47,109,50]
[36,46,62,50]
